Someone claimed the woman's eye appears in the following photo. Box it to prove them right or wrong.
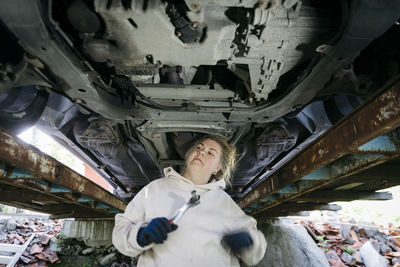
[208,152,215,156]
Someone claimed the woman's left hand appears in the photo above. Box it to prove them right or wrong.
[222,231,253,253]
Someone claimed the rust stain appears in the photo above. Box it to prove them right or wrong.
[238,77,400,209]
[0,127,127,215]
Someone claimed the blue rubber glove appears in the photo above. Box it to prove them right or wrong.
[137,217,178,247]
[222,231,253,254]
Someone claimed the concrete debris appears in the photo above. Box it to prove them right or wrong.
[2,216,135,266]
[381,244,393,253]
[352,251,363,264]
[257,222,330,266]
[360,241,388,267]
[100,253,117,265]
[82,247,95,255]
[341,252,356,265]
[48,236,60,252]
[6,219,17,230]
[297,219,400,267]
[340,225,352,240]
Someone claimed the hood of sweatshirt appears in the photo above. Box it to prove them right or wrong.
[163,167,226,191]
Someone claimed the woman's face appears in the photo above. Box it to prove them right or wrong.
[185,138,223,184]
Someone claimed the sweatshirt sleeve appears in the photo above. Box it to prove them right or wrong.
[237,216,267,266]
[112,187,154,257]
[221,192,267,266]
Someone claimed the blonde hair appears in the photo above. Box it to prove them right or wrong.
[184,135,237,186]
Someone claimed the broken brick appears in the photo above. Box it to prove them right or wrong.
[30,244,43,254]
[38,235,51,245]
[15,234,25,244]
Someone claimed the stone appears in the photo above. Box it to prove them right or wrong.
[82,248,95,255]
[363,227,379,238]
[341,225,352,239]
[49,237,60,252]
[6,219,16,230]
[0,217,10,224]
[360,241,387,267]
[380,244,392,253]
[370,240,380,252]
[377,231,388,242]
[325,251,341,262]
[392,258,400,265]
[341,252,356,265]
[353,251,363,264]
[108,246,117,253]
[254,223,330,267]
[0,233,7,241]
[100,253,116,265]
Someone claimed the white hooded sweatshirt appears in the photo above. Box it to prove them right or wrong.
[112,167,267,267]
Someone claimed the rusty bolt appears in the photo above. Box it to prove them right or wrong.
[343,64,351,70]
[191,3,199,9]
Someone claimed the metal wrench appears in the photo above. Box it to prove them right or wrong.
[170,190,200,224]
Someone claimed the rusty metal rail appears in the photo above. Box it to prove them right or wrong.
[239,76,400,216]
[0,129,126,218]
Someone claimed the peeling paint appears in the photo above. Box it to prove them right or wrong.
[0,128,127,217]
[238,79,400,211]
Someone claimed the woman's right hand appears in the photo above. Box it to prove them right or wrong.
[137,217,178,247]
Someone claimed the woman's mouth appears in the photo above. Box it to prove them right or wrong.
[194,158,203,165]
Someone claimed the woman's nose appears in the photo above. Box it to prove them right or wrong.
[197,149,205,156]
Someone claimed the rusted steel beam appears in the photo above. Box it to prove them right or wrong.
[246,151,398,214]
[0,168,116,216]
[262,203,342,213]
[256,211,311,218]
[0,190,57,202]
[294,190,392,202]
[0,130,127,213]
[238,76,400,209]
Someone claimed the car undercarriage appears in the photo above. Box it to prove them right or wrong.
[1,0,399,201]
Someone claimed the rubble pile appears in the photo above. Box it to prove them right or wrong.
[298,220,400,267]
[0,216,136,266]
[0,217,62,266]
[55,239,137,267]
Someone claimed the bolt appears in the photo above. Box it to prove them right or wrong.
[343,64,351,70]
[176,31,182,37]
[191,22,198,28]
[191,3,198,9]
[75,98,82,104]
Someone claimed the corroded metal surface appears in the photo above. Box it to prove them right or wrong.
[238,76,400,211]
[0,129,127,217]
